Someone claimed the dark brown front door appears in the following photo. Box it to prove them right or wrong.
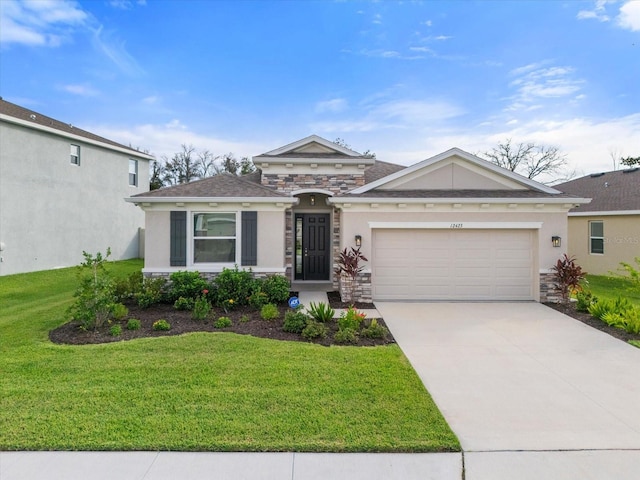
[295,213,330,281]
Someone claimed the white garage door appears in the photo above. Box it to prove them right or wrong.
[372,229,535,301]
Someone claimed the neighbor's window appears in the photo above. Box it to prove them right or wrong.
[590,221,604,254]
[193,212,236,263]
[70,144,80,165]
[128,159,138,186]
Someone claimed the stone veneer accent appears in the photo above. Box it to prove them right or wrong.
[539,272,562,303]
[261,173,365,195]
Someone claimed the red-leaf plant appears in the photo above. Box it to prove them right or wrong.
[551,254,586,302]
[334,247,368,303]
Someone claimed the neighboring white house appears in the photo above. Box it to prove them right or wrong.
[0,98,154,276]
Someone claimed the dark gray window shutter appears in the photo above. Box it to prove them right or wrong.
[170,211,187,266]
[241,211,257,266]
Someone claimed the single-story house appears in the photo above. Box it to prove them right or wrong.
[554,168,640,275]
[0,98,153,276]
[127,135,589,303]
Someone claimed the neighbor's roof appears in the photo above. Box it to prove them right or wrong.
[132,172,289,199]
[364,160,406,184]
[555,168,640,213]
[0,98,153,160]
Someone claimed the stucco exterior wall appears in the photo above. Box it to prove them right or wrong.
[567,214,640,275]
[0,121,150,276]
[141,206,286,274]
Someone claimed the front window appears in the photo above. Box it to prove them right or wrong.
[129,159,138,186]
[70,144,80,165]
[590,221,604,254]
[193,212,236,263]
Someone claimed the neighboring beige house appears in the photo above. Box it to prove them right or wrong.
[0,99,154,276]
[127,135,588,302]
[555,168,640,275]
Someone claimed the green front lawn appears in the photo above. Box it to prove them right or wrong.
[0,261,459,452]
[584,274,640,307]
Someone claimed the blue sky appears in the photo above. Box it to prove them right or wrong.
[1,0,639,181]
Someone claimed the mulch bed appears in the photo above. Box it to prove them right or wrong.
[544,301,640,344]
[49,293,394,347]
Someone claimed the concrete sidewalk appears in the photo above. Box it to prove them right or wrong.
[0,451,462,480]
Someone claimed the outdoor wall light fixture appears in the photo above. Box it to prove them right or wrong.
[310,194,315,206]
[355,235,362,247]
[552,236,561,248]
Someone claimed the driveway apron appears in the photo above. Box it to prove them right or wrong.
[377,302,640,453]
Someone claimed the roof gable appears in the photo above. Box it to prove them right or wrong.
[555,168,640,213]
[351,147,560,195]
[259,134,362,157]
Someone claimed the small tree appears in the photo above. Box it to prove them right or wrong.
[68,249,116,330]
[334,247,368,304]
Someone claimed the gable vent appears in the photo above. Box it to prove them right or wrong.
[590,172,605,178]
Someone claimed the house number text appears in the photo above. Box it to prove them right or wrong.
[450,223,464,229]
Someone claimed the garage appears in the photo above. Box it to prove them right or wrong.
[372,228,535,301]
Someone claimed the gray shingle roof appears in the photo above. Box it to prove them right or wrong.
[0,98,150,157]
[555,168,640,212]
[133,172,287,198]
[364,160,406,184]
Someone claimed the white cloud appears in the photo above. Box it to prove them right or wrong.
[91,25,144,77]
[0,0,87,47]
[142,96,159,104]
[506,63,584,111]
[617,1,640,31]
[315,98,348,114]
[577,0,611,22]
[88,119,268,160]
[371,99,465,124]
[60,84,99,96]
[372,13,382,25]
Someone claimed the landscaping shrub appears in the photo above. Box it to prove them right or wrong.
[126,318,141,330]
[214,317,232,328]
[361,319,388,339]
[302,320,328,340]
[135,277,167,308]
[625,310,640,334]
[239,314,250,323]
[192,291,211,320]
[109,324,122,337]
[588,296,633,320]
[68,249,116,330]
[214,266,257,306]
[338,307,365,331]
[111,303,129,321]
[260,303,279,321]
[153,319,171,331]
[174,296,195,311]
[283,308,309,333]
[552,254,586,302]
[248,290,269,309]
[114,270,143,301]
[261,275,291,304]
[308,302,335,323]
[168,271,210,302]
[334,328,359,344]
[575,290,597,313]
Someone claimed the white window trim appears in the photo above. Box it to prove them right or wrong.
[189,211,241,266]
[589,220,604,255]
[129,159,138,186]
[70,144,80,166]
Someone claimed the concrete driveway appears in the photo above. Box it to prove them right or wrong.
[377,302,640,479]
